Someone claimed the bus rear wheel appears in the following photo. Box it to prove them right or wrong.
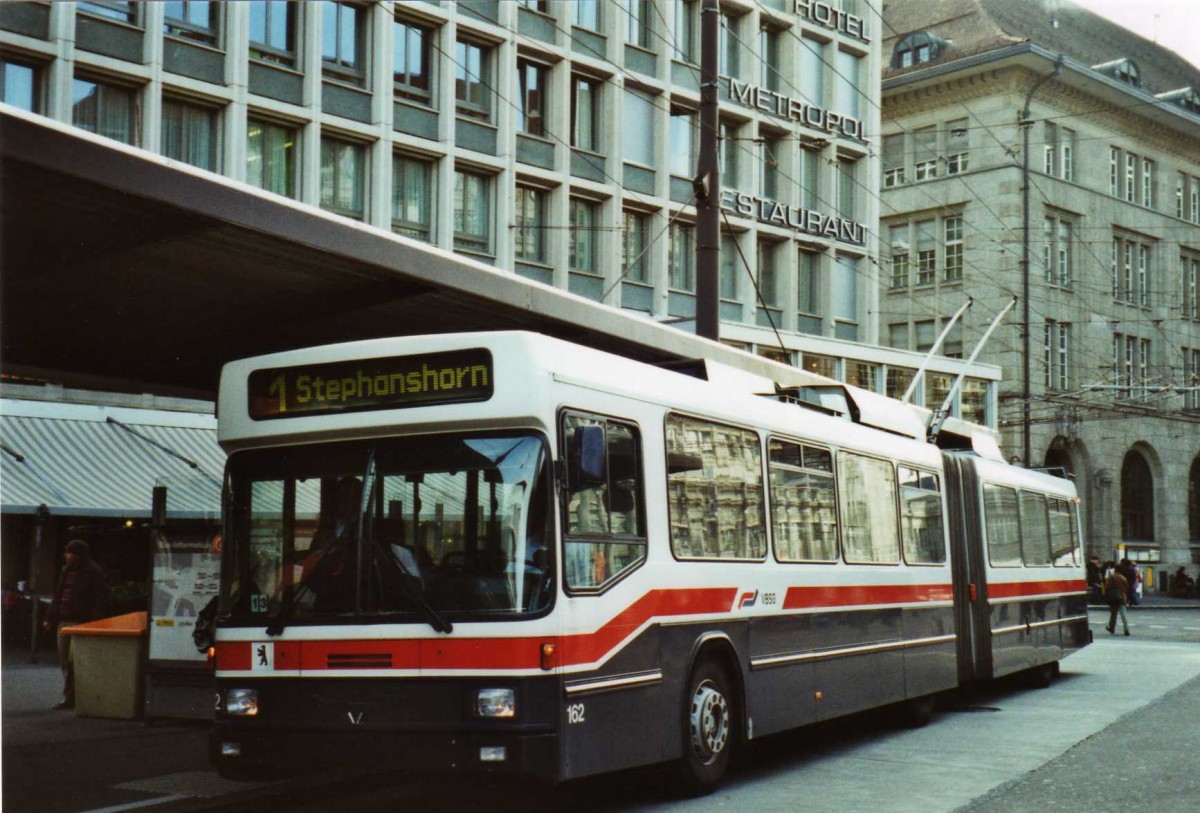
[678,659,735,796]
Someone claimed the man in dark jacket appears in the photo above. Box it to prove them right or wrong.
[43,540,109,709]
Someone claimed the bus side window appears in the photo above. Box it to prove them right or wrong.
[983,484,1022,567]
[561,412,646,591]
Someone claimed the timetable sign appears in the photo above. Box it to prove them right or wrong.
[248,348,494,419]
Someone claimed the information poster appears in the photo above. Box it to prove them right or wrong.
[149,529,221,663]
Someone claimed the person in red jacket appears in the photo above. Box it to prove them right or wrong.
[43,540,109,709]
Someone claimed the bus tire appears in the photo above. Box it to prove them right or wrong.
[894,694,936,728]
[677,659,736,796]
[1026,662,1056,689]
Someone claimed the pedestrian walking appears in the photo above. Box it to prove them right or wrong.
[43,540,109,709]
[1103,567,1130,636]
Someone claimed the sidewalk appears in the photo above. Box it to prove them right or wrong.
[2,653,236,813]
[1091,592,1200,610]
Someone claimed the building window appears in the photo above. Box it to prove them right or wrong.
[758,242,780,308]
[321,1,364,86]
[1042,214,1073,287]
[572,0,600,31]
[769,439,838,562]
[249,1,297,65]
[674,0,697,62]
[1138,244,1150,306]
[1044,320,1070,391]
[837,158,856,220]
[453,170,491,254]
[161,98,218,171]
[761,136,781,200]
[943,216,963,281]
[517,0,548,12]
[833,256,858,339]
[915,219,936,285]
[1124,152,1136,202]
[669,221,695,291]
[571,75,600,152]
[1061,127,1075,181]
[1183,254,1199,321]
[672,107,700,177]
[163,1,219,45]
[0,59,38,112]
[945,119,968,174]
[799,148,818,209]
[246,118,295,198]
[455,39,491,122]
[720,234,739,300]
[1188,350,1200,411]
[392,154,433,241]
[1192,176,1200,225]
[1121,451,1154,540]
[913,126,937,180]
[799,36,824,106]
[514,186,547,264]
[798,251,819,317]
[394,18,433,105]
[891,31,945,68]
[319,137,365,219]
[1110,147,1120,197]
[622,210,650,283]
[517,59,546,137]
[883,133,905,187]
[77,2,138,24]
[624,0,651,49]
[569,199,598,274]
[835,49,860,120]
[622,88,655,166]
[1141,157,1155,208]
[760,27,781,92]
[889,224,910,288]
[72,77,136,145]
[720,122,739,188]
[1113,235,1153,304]
[720,13,741,80]
[1179,172,1188,219]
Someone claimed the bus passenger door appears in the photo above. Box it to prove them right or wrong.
[942,454,991,684]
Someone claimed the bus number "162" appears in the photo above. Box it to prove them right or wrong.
[566,703,586,724]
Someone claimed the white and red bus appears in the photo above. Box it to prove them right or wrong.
[209,332,1088,792]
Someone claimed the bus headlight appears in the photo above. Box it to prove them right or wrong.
[475,688,515,718]
[226,688,259,716]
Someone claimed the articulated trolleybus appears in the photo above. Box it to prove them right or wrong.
[210,331,1089,791]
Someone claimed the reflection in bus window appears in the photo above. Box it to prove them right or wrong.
[898,466,945,564]
[562,412,645,590]
[838,452,899,564]
[769,439,838,562]
[984,484,1021,567]
[666,415,766,560]
[1019,491,1051,566]
[1049,497,1076,566]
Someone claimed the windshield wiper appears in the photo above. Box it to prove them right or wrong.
[375,544,453,634]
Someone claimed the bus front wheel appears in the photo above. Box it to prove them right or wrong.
[678,659,735,796]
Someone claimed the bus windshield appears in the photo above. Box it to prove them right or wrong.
[221,433,553,626]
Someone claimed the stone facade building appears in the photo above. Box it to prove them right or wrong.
[880,0,1200,581]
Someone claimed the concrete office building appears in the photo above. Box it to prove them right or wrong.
[880,0,1200,576]
[0,0,1000,425]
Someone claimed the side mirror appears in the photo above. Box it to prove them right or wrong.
[568,425,607,488]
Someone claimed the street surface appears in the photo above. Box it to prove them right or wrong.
[3,606,1197,812]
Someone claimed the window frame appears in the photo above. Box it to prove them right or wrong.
[71,74,139,146]
[163,1,220,47]
[837,451,901,565]
[898,466,946,566]
[392,152,434,241]
[454,38,492,122]
[246,116,297,199]
[560,409,647,594]
[453,168,493,255]
[768,436,840,564]
[393,16,434,106]
[513,185,548,265]
[160,96,221,171]
[569,197,599,275]
[516,58,548,138]
[249,1,298,66]
[571,74,601,153]
[321,1,366,87]
[318,135,367,220]
[983,483,1022,568]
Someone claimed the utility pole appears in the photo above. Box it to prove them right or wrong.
[694,0,721,341]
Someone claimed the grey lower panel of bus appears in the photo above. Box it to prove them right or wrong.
[988,597,1090,679]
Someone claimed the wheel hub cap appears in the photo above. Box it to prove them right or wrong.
[689,680,730,765]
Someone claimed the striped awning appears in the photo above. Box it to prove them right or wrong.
[0,399,224,519]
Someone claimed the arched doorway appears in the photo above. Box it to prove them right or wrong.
[1043,442,1074,478]
[1121,450,1154,541]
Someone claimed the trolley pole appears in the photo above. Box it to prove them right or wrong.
[694,0,721,342]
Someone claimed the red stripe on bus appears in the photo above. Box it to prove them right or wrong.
[783,582,954,609]
[216,583,960,673]
[987,579,1086,599]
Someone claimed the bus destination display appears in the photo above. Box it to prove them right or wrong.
[248,348,493,419]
